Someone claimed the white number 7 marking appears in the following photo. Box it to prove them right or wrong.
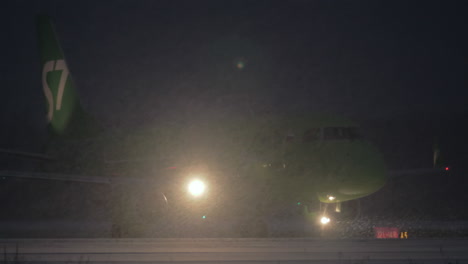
[42,59,70,122]
[54,60,69,111]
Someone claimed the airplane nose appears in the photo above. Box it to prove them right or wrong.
[314,140,387,203]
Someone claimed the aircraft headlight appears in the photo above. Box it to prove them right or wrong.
[188,179,206,197]
[320,216,331,225]
[328,195,336,201]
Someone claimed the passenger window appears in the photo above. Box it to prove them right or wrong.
[323,127,340,140]
[345,127,359,140]
[303,128,320,142]
[323,127,359,140]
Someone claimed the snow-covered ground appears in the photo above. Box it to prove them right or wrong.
[1,238,468,263]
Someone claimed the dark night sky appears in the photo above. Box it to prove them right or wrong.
[2,0,468,162]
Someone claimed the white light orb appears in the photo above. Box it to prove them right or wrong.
[188,179,206,197]
[320,216,331,225]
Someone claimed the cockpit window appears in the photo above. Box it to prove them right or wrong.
[323,127,359,140]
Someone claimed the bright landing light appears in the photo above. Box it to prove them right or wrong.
[320,216,331,225]
[188,179,206,197]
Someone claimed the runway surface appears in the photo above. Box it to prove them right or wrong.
[1,238,468,263]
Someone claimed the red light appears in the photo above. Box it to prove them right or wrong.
[445,167,450,171]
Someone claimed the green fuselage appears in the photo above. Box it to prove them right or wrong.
[95,113,387,209]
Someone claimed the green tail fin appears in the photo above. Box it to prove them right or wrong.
[37,15,99,137]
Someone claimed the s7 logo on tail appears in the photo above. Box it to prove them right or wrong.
[42,59,70,122]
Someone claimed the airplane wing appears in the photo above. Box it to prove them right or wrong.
[0,170,111,184]
[0,148,56,161]
[387,167,448,178]
[0,170,159,185]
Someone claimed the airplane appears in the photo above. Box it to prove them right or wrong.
[0,15,447,237]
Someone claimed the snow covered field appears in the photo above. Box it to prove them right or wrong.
[1,238,468,263]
